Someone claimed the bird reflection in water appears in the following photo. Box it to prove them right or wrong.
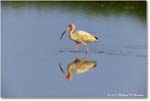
[59,52,96,80]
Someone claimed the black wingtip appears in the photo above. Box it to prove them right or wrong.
[94,36,98,40]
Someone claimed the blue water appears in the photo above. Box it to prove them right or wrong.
[1,2,147,98]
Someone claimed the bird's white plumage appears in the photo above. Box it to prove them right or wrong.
[73,30,98,44]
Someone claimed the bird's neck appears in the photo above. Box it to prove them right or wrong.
[69,30,76,40]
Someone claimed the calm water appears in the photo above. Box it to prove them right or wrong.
[1,1,147,98]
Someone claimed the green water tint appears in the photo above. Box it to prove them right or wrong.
[2,1,146,22]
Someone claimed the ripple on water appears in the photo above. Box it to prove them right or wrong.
[58,44,146,58]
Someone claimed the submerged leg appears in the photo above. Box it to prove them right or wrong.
[75,43,79,52]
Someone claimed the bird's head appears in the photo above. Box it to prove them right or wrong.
[64,72,72,80]
[67,24,75,31]
[59,62,72,80]
[60,24,75,40]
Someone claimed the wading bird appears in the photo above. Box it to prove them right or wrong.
[59,52,96,80]
[60,24,98,53]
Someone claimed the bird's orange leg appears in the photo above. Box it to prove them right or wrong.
[86,48,88,54]
[85,45,88,54]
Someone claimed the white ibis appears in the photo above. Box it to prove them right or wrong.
[60,24,99,53]
[59,52,96,80]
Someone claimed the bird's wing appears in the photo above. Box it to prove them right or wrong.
[75,30,97,43]
[75,30,92,36]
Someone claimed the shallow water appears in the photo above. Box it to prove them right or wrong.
[1,1,147,98]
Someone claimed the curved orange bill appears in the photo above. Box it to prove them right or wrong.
[60,30,66,40]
